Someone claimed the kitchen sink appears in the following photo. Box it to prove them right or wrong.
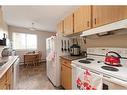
[0,61,7,66]
[0,59,8,68]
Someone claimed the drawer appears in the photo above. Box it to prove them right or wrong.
[61,58,72,68]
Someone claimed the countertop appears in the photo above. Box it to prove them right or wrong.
[60,55,86,61]
[0,56,19,79]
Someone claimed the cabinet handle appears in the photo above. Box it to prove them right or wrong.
[87,21,89,27]
[94,18,97,25]
[61,67,62,71]
[64,61,67,64]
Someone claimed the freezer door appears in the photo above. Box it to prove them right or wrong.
[46,38,51,56]
[46,36,58,86]
[46,36,56,55]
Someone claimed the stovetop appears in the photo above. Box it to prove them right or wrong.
[72,55,127,81]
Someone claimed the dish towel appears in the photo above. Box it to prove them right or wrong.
[76,69,102,90]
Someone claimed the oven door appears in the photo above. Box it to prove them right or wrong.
[72,64,86,89]
[72,64,103,90]
[103,79,126,90]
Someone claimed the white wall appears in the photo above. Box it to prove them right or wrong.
[8,25,55,63]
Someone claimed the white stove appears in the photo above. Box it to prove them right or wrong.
[71,48,127,90]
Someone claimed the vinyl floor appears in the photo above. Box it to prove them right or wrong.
[16,63,56,90]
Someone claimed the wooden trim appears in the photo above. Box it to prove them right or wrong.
[62,20,64,34]
[73,13,74,34]
[91,5,93,28]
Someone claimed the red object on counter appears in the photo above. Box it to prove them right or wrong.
[105,51,121,66]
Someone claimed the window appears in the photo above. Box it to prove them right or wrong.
[13,32,37,50]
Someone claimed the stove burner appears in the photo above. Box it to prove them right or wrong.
[78,60,91,64]
[104,62,122,67]
[86,58,95,61]
[101,66,119,72]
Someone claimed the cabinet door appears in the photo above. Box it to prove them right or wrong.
[61,64,72,89]
[92,6,127,28]
[57,21,64,36]
[0,82,7,90]
[0,73,7,90]
[63,14,74,36]
[74,6,91,33]
[6,66,13,89]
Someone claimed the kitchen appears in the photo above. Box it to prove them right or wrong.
[1,5,127,90]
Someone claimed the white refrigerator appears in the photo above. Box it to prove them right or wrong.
[46,35,69,87]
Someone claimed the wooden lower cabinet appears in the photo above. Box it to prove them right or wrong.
[0,83,7,89]
[0,74,7,89]
[6,66,13,89]
[61,58,72,89]
[0,66,13,90]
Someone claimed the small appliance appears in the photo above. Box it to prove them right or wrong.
[70,44,80,56]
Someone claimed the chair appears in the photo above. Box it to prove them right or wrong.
[24,53,39,67]
[34,51,43,66]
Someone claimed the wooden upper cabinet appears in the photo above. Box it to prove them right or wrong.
[74,6,91,33]
[58,6,127,36]
[63,14,74,36]
[57,21,64,36]
[92,6,127,28]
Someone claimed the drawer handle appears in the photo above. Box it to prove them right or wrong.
[103,75,111,79]
[91,71,100,75]
[63,61,67,64]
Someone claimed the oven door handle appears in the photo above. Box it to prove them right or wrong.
[90,70,101,76]
[103,75,111,79]
[71,64,102,77]
[90,70,103,78]
[103,76,127,88]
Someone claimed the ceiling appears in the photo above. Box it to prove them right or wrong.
[2,6,78,32]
